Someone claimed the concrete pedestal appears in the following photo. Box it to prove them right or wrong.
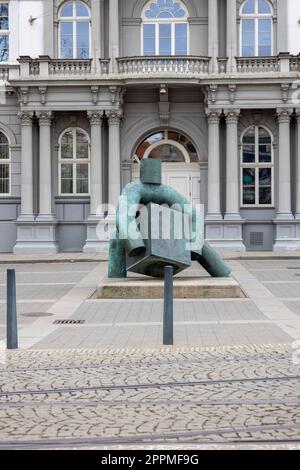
[97,276,244,299]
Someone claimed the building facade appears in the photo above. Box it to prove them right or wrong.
[0,0,300,253]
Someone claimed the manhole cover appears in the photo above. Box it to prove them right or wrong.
[53,320,85,325]
[21,312,54,317]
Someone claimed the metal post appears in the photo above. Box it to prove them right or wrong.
[7,269,18,349]
[163,265,174,345]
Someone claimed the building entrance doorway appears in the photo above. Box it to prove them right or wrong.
[132,130,200,205]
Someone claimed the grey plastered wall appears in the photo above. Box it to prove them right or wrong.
[0,94,21,251]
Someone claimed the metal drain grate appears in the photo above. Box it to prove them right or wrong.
[53,320,85,325]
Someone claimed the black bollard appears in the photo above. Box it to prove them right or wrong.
[163,265,174,345]
[7,269,18,349]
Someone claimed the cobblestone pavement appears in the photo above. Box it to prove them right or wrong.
[0,344,299,449]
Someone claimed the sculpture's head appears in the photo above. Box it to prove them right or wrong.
[140,158,162,185]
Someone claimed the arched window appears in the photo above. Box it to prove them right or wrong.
[0,130,10,195]
[59,1,91,59]
[142,0,189,56]
[59,128,90,195]
[134,130,198,162]
[240,0,273,56]
[241,125,273,206]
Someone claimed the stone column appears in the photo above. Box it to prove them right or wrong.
[206,110,222,219]
[276,109,293,219]
[109,0,119,73]
[225,109,241,219]
[108,111,122,211]
[18,111,34,219]
[87,111,103,215]
[208,0,219,73]
[296,113,300,219]
[36,111,54,219]
[226,0,237,73]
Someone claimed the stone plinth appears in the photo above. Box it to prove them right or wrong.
[97,277,244,299]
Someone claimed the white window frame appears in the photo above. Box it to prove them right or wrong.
[240,125,274,208]
[0,130,11,197]
[141,1,189,56]
[240,0,273,57]
[0,1,9,63]
[58,127,90,196]
[58,0,91,59]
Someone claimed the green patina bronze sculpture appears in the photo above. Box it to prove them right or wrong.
[108,159,231,279]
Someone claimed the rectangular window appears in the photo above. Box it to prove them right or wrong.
[76,21,89,59]
[60,22,73,59]
[243,168,256,205]
[0,162,9,194]
[242,19,255,56]
[175,23,187,55]
[159,23,172,55]
[60,163,73,194]
[76,163,89,194]
[143,24,156,56]
[258,19,272,56]
[0,2,9,62]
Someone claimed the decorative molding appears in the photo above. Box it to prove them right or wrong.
[18,111,34,125]
[158,101,170,126]
[206,109,222,125]
[208,85,218,104]
[276,108,293,123]
[19,87,29,105]
[280,83,290,103]
[90,85,99,105]
[38,86,47,105]
[36,111,53,126]
[107,111,123,126]
[228,84,237,104]
[224,109,241,124]
[87,111,103,126]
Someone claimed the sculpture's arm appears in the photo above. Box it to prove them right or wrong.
[117,182,146,257]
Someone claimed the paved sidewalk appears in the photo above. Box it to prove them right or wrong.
[1,259,300,350]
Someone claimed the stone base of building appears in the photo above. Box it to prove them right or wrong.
[13,219,59,255]
[83,215,116,253]
[205,218,246,252]
[273,218,300,251]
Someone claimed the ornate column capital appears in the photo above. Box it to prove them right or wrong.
[87,111,103,126]
[107,111,123,126]
[18,111,34,126]
[206,109,222,125]
[224,109,240,125]
[276,108,293,124]
[36,111,53,126]
[295,110,300,123]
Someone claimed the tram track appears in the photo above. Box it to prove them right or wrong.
[0,424,299,449]
[0,374,299,397]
